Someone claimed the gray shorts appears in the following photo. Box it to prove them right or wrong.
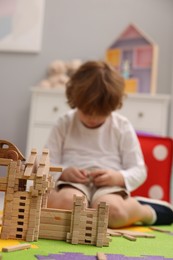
[56,180,129,203]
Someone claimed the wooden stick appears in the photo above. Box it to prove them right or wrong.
[107,228,155,238]
[150,226,173,235]
[97,252,107,260]
[2,243,31,252]
[123,234,137,241]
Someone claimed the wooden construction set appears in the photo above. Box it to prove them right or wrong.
[0,140,110,247]
[0,139,157,258]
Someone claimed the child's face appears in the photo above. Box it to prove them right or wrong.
[77,110,108,129]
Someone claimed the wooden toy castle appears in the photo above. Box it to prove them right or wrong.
[0,140,110,247]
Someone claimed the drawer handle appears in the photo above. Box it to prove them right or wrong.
[138,112,144,118]
[53,106,59,112]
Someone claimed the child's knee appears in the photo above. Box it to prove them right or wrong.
[108,204,128,226]
[55,189,74,209]
[47,188,74,209]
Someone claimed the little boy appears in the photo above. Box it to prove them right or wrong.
[46,61,173,228]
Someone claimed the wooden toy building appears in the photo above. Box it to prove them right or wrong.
[106,24,158,94]
[0,140,110,247]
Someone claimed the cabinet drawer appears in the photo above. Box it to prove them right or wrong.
[119,99,164,134]
[34,93,69,124]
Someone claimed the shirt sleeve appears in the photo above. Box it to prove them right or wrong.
[118,120,147,192]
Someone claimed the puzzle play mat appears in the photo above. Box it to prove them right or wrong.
[1,223,173,260]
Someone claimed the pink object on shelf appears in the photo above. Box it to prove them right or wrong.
[133,46,153,68]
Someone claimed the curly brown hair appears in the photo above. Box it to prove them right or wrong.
[66,60,125,116]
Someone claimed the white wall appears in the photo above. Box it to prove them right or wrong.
[0,0,173,153]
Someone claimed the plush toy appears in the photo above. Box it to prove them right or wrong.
[66,59,82,76]
[39,59,82,88]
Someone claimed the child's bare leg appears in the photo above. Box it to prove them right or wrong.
[91,194,154,228]
[47,186,88,209]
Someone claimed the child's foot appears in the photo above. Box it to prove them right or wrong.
[136,197,173,225]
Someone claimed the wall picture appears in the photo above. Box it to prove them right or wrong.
[0,0,45,53]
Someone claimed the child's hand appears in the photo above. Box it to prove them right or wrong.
[60,167,89,183]
[90,169,125,187]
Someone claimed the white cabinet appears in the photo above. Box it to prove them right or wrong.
[26,88,170,156]
[118,94,170,136]
[26,87,69,156]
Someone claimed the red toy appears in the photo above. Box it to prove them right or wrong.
[132,135,173,202]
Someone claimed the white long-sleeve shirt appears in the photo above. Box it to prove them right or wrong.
[46,109,147,192]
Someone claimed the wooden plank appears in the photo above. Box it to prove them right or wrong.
[2,243,31,252]
[123,234,137,241]
[107,228,155,238]
[39,223,70,232]
[24,165,34,177]
[0,158,12,165]
[0,177,8,184]
[50,166,62,172]
[97,252,107,260]
[39,229,67,239]
[41,208,71,217]
[40,216,71,225]
[37,165,49,177]
[26,149,37,165]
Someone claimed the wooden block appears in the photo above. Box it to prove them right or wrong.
[26,149,37,165]
[35,178,43,184]
[39,223,70,232]
[49,166,62,172]
[37,166,49,177]
[14,191,30,198]
[123,234,137,241]
[39,229,67,239]
[40,216,71,226]
[26,229,36,236]
[7,181,15,188]
[35,184,43,190]
[96,240,104,247]
[3,219,13,226]
[149,226,172,234]
[6,187,14,194]
[71,239,79,245]
[9,226,28,233]
[16,171,23,178]
[107,228,155,238]
[26,234,35,242]
[0,183,7,190]
[97,252,107,260]
[24,165,34,176]
[98,208,108,214]
[41,208,71,218]
[0,158,12,165]
[0,177,8,184]
[30,188,38,197]
[98,202,107,208]
[13,198,30,205]
[2,243,31,252]
[1,233,9,239]
[39,150,49,166]
[8,162,17,172]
